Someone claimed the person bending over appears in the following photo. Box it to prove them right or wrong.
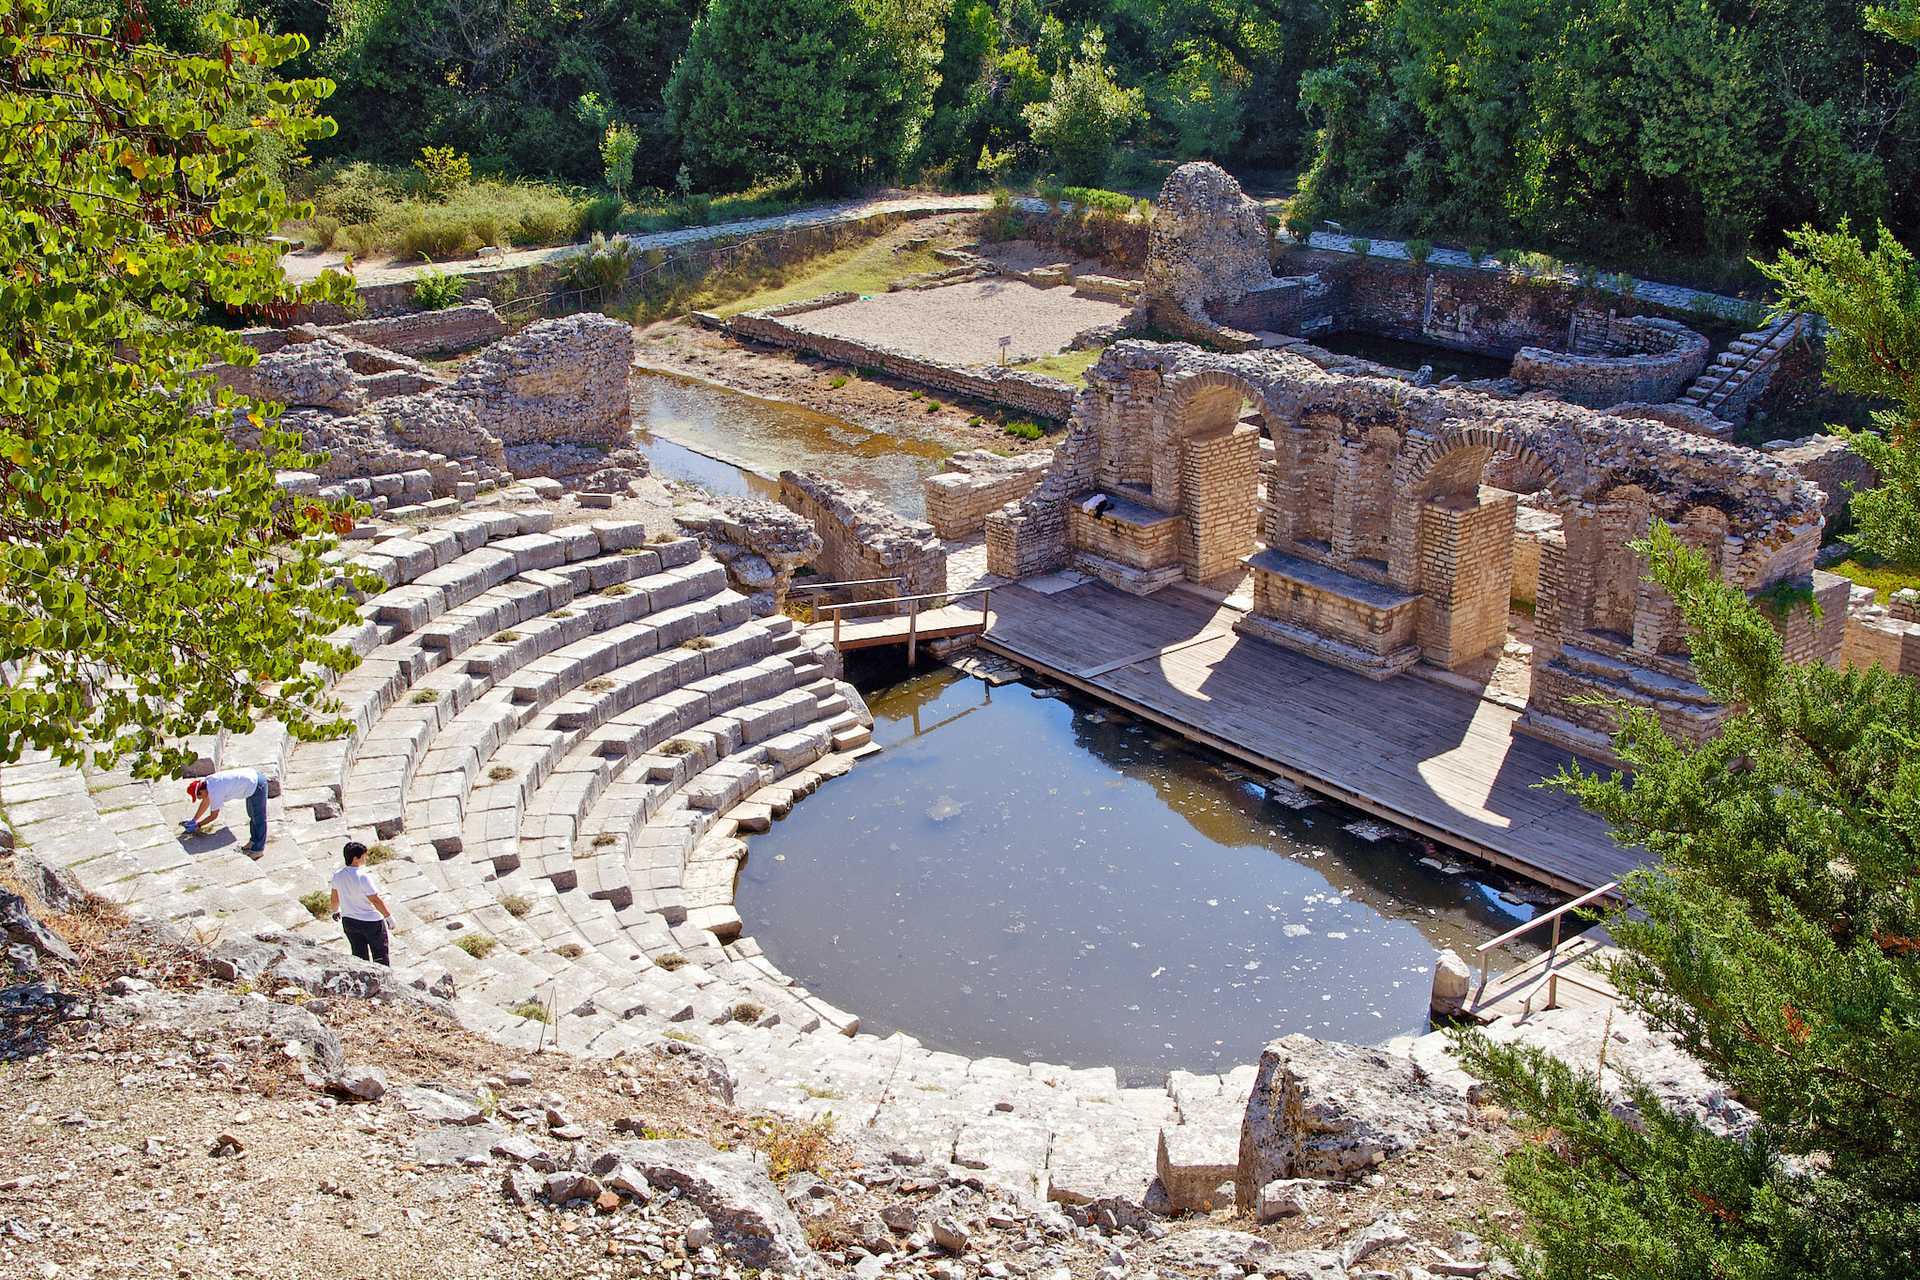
[329,841,394,966]
[184,767,271,854]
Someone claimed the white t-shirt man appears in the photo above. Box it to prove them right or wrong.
[202,767,264,811]
[329,864,386,922]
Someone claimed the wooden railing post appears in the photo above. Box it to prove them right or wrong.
[832,606,842,649]
[907,598,921,665]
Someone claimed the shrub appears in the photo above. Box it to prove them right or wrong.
[364,844,396,865]
[561,231,634,302]
[1284,212,1313,242]
[580,195,622,236]
[1023,32,1146,186]
[500,894,533,918]
[302,216,341,251]
[299,889,331,919]
[397,211,475,261]
[1467,244,1489,266]
[341,223,382,259]
[409,688,441,704]
[828,375,848,389]
[982,188,1023,242]
[1405,237,1434,266]
[925,400,941,413]
[653,951,688,971]
[730,1001,765,1023]
[750,1115,837,1182]
[487,765,515,782]
[676,193,712,226]
[467,213,504,250]
[1061,185,1132,213]
[510,202,585,247]
[1004,420,1045,440]
[413,146,472,199]
[508,998,551,1023]
[411,265,468,311]
[1349,237,1372,258]
[455,934,497,959]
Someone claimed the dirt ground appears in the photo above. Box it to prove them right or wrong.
[785,278,1130,367]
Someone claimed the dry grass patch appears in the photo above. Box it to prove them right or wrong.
[653,952,688,972]
[299,890,331,920]
[508,999,551,1023]
[500,894,533,918]
[749,1114,838,1182]
[455,935,497,959]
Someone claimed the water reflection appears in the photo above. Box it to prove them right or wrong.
[736,666,1540,1085]
[631,369,948,517]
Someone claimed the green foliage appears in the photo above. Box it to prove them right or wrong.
[412,145,471,198]
[1021,30,1145,187]
[1295,0,1920,268]
[1348,237,1371,258]
[396,209,474,260]
[1003,420,1045,440]
[0,2,364,777]
[982,188,1025,241]
[299,889,332,919]
[410,265,468,310]
[1763,220,1920,564]
[667,0,942,191]
[1405,237,1434,265]
[561,232,634,303]
[600,123,639,201]
[455,934,497,958]
[1457,522,1920,1280]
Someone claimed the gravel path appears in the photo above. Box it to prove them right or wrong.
[785,277,1130,366]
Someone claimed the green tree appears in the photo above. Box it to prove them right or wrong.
[0,0,364,775]
[1021,29,1145,185]
[1762,221,1920,563]
[1456,524,1920,1279]
[665,0,943,191]
[601,123,639,201]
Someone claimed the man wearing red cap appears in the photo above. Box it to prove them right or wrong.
[184,767,271,855]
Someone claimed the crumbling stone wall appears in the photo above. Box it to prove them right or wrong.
[214,311,644,499]
[1138,162,1278,345]
[990,341,1835,754]
[1763,434,1879,533]
[235,302,508,359]
[923,449,1054,539]
[778,471,946,612]
[1512,314,1709,407]
[727,304,1077,421]
[674,495,822,616]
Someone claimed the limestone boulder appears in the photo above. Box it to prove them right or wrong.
[1237,1034,1465,1189]
[1429,947,1472,1016]
[1142,162,1274,314]
[593,1138,817,1274]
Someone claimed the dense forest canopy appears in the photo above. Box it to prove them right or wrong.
[87,0,1920,263]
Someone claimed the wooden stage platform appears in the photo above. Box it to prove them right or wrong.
[979,578,1642,894]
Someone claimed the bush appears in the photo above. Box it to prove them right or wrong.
[397,211,475,261]
[364,843,396,865]
[413,146,472,199]
[510,202,586,247]
[1022,32,1145,186]
[579,195,622,236]
[749,1115,837,1182]
[455,934,497,959]
[341,223,382,259]
[1061,185,1132,213]
[1349,237,1372,258]
[982,188,1024,242]
[500,894,533,918]
[561,231,635,303]
[1467,244,1489,266]
[676,193,713,226]
[299,889,331,919]
[1004,420,1045,440]
[302,215,341,251]
[508,998,551,1023]
[411,264,468,311]
[1405,237,1434,266]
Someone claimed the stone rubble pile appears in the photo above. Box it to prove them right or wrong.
[675,494,825,615]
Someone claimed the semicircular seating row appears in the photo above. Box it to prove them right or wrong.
[0,509,1245,1213]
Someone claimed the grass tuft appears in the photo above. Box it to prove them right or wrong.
[508,998,551,1023]
[455,934,497,959]
[500,894,533,918]
[653,952,688,971]
[300,889,331,920]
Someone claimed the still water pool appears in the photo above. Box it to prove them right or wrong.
[735,666,1540,1085]
[632,370,949,517]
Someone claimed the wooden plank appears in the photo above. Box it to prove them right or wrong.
[981,580,1643,894]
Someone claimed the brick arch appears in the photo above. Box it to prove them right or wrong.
[1386,423,1570,585]
[1150,367,1286,513]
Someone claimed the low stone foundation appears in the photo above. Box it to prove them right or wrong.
[236,301,509,359]
[1237,550,1422,678]
[1511,313,1709,407]
[729,299,1077,421]
[923,449,1054,539]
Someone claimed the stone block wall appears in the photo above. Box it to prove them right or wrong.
[1510,504,1562,605]
[1415,487,1517,669]
[1512,315,1709,408]
[1179,426,1260,581]
[779,471,946,612]
[1067,498,1181,567]
[923,450,1054,539]
[1763,434,1879,532]
[451,313,632,450]
[726,309,1077,421]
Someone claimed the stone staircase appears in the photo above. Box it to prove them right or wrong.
[0,508,1260,1218]
[1679,313,1805,424]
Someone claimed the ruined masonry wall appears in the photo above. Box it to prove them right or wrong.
[778,471,946,609]
[237,302,508,358]
[728,308,1076,421]
[1513,315,1709,408]
[923,450,1054,539]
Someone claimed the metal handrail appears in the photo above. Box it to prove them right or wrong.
[789,577,904,592]
[816,585,994,663]
[1701,312,1801,414]
[1475,878,1619,995]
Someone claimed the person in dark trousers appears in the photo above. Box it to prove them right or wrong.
[329,841,394,966]
[184,767,271,854]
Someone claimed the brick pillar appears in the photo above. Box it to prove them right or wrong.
[1415,486,1517,669]
[1328,439,1364,566]
[1181,425,1259,582]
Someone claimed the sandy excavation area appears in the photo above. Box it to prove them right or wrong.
[787,276,1130,365]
